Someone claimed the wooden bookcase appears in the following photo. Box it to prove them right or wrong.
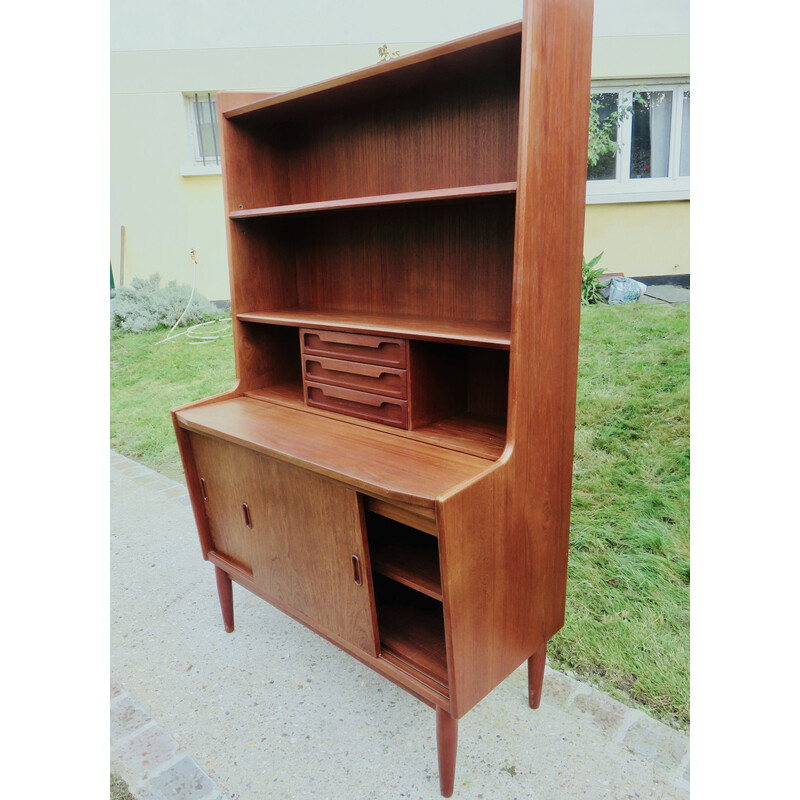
[172,1,593,795]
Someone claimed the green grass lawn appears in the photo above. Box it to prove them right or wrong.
[110,304,689,726]
[110,773,135,800]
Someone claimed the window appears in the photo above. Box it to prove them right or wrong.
[587,82,690,203]
[181,92,221,176]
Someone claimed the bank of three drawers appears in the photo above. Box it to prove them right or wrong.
[300,328,410,429]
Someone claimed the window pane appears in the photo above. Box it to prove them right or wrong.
[588,92,619,181]
[194,95,219,161]
[679,91,690,177]
[630,91,673,179]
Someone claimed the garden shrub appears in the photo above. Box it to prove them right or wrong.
[581,252,606,306]
[111,273,216,333]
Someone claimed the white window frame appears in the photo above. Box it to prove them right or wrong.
[180,91,222,177]
[587,80,690,205]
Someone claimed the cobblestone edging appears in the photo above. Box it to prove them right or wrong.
[111,675,230,800]
[110,451,191,505]
[110,450,689,796]
[538,667,689,791]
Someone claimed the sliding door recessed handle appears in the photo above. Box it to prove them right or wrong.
[200,477,208,501]
[242,502,252,529]
[352,555,362,586]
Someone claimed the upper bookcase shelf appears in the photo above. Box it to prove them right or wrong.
[223,21,522,124]
[229,183,516,221]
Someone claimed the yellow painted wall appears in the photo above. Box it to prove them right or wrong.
[592,35,690,80]
[584,201,689,278]
[111,90,229,299]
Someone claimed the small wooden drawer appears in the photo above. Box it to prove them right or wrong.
[300,328,407,368]
[305,381,409,429]
[303,356,407,399]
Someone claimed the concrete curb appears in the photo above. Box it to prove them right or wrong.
[111,450,689,798]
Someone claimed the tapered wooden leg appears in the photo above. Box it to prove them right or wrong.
[528,642,547,709]
[215,566,234,633]
[436,707,458,798]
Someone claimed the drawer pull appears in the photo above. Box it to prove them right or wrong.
[305,381,408,428]
[242,502,252,529]
[352,554,362,586]
[303,356,407,398]
[309,330,392,349]
[300,328,407,368]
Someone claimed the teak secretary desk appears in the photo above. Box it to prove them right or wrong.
[172,0,593,795]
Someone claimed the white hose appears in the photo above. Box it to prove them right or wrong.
[155,249,233,345]
[156,317,232,345]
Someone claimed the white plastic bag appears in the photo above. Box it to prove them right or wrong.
[601,277,648,304]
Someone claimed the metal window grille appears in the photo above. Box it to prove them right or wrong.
[192,92,220,166]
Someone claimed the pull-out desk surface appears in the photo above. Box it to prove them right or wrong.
[175,396,494,509]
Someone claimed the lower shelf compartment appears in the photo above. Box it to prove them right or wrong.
[373,575,448,690]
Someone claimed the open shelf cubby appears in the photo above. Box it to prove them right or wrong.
[366,511,442,600]
[373,574,448,691]
[230,195,515,340]
[222,23,521,208]
[239,322,508,460]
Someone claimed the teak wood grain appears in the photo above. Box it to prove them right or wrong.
[190,432,257,575]
[243,381,506,461]
[173,3,594,794]
[242,448,379,656]
[175,397,492,508]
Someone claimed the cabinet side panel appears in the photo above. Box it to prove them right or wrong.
[172,417,213,559]
[440,0,594,719]
[507,0,594,644]
[437,470,508,717]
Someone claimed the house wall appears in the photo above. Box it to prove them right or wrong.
[586,14,690,281]
[111,0,690,300]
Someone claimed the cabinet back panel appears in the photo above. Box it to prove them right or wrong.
[265,197,515,323]
[282,74,519,204]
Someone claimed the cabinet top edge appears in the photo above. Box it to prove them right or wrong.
[222,19,522,121]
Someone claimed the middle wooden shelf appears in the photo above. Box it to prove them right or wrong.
[229,182,517,220]
[237,309,511,349]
